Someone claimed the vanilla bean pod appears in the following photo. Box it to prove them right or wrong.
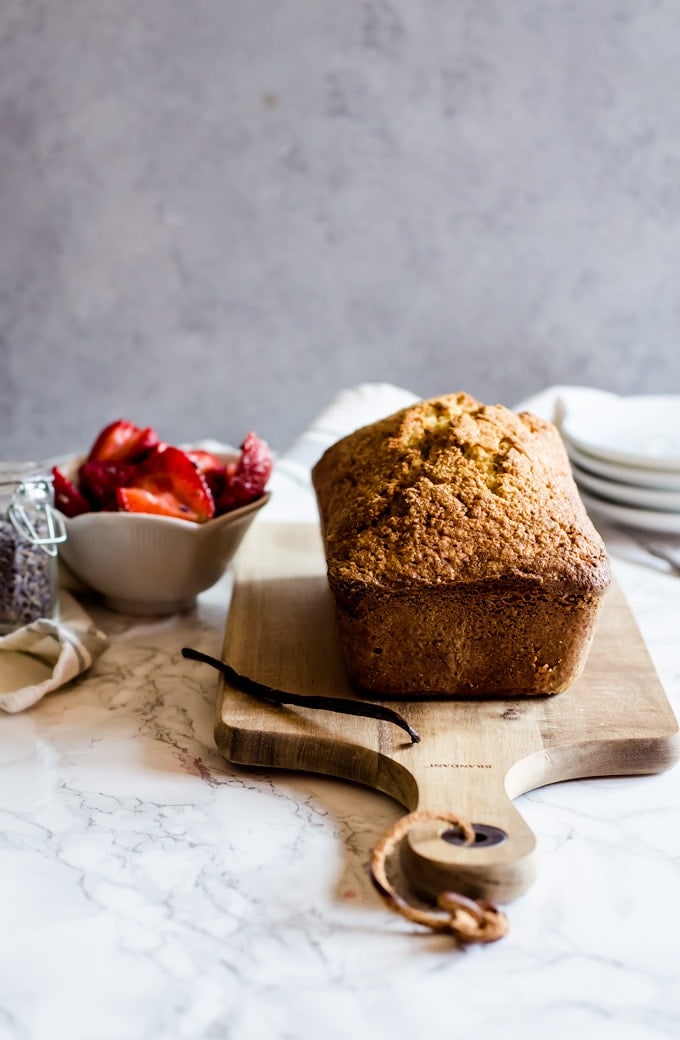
[181,646,420,744]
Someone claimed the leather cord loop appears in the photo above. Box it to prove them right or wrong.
[369,809,509,944]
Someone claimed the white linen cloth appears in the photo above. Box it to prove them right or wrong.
[0,590,109,713]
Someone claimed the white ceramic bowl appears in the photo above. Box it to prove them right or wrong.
[56,454,270,614]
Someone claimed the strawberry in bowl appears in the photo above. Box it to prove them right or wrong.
[53,420,272,614]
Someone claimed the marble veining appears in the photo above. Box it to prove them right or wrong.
[2,376,680,1039]
[0,513,678,1040]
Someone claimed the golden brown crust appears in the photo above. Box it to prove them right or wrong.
[312,392,611,698]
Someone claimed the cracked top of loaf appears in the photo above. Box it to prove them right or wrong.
[311,391,611,592]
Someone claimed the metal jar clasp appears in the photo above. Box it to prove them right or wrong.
[8,480,67,558]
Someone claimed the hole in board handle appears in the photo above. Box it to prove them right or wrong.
[442,823,508,847]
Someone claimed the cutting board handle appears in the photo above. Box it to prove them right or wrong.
[399,798,538,905]
[370,752,541,908]
[370,808,512,942]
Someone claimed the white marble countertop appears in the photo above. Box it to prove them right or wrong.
[2,386,680,1040]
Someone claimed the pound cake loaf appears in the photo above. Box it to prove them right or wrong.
[311,392,611,698]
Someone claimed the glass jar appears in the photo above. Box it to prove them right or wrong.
[0,465,66,634]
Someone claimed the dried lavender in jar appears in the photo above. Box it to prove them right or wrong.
[0,516,54,630]
[0,472,63,634]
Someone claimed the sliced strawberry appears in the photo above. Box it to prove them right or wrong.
[185,448,226,501]
[52,466,91,517]
[185,449,223,475]
[78,459,137,511]
[87,419,161,464]
[117,486,201,520]
[218,432,272,513]
[122,445,215,522]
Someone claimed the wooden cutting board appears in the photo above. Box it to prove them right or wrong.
[214,522,680,905]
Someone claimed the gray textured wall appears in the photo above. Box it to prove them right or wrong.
[2,1,679,461]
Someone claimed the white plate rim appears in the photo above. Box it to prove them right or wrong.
[565,441,680,491]
[561,394,680,472]
[572,462,680,512]
[579,488,680,535]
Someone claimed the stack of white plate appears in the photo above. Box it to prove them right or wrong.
[560,394,680,534]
